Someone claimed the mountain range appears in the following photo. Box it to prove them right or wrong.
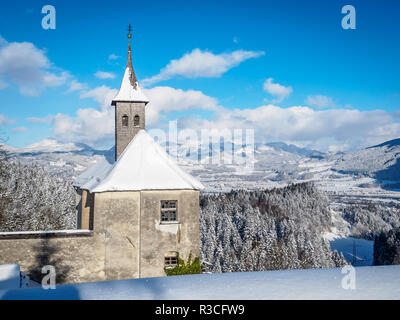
[2,137,400,194]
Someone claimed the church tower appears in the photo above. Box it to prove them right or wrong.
[112,25,149,160]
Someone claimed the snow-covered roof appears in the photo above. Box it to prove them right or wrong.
[112,67,149,104]
[86,130,203,193]
[73,156,114,190]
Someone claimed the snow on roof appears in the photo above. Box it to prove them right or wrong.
[73,156,114,190]
[112,67,149,104]
[90,130,204,192]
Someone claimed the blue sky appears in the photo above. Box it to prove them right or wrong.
[0,0,399,151]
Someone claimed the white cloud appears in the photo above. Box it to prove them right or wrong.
[80,85,118,109]
[305,95,335,108]
[108,54,119,60]
[0,38,69,96]
[144,86,221,125]
[52,85,117,146]
[142,49,265,86]
[263,78,292,103]
[66,79,87,93]
[94,71,116,79]
[10,126,28,133]
[52,107,115,147]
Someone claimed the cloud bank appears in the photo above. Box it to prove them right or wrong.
[44,81,400,152]
[180,105,400,151]
[49,85,220,147]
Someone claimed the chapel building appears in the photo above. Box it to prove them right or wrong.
[73,28,203,279]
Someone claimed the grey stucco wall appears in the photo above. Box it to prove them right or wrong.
[140,190,200,278]
[93,191,141,281]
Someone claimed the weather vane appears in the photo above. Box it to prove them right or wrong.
[127,24,133,40]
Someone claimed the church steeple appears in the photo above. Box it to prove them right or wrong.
[112,25,149,161]
[111,25,149,106]
[126,24,138,89]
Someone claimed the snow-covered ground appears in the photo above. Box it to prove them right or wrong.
[0,264,39,291]
[0,264,20,291]
[1,266,400,300]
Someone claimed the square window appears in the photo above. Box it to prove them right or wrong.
[160,201,178,222]
[165,256,178,266]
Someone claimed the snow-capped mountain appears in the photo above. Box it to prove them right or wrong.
[20,139,85,154]
[2,137,400,195]
[2,139,114,181]
[330,138,400,181]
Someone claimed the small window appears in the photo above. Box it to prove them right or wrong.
[165,252,179,267]
[160,200,177,222]
[134,115,140,127]
[122,115,129,127]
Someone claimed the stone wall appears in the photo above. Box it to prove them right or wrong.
[0,231,104,284]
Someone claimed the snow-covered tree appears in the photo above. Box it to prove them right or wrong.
[374,228,400,266]
[0,159,76,232]
[200,183,347,273]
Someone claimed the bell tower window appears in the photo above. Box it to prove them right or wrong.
[134,115,140,127]
[122,115,128,127]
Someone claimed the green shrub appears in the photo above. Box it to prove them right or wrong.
[164,253,202,276]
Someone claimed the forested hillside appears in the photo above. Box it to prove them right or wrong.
[338,202,400,240]
[0,157,76,232]
[200,184,347,272]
